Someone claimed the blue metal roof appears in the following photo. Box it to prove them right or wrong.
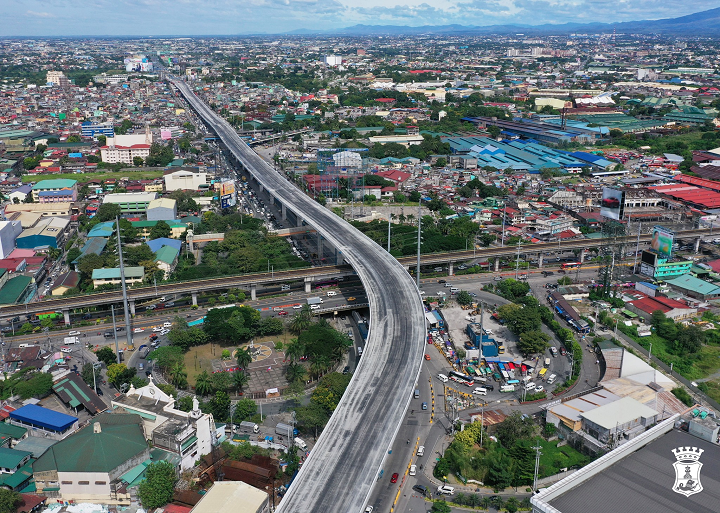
[10,404,77,432]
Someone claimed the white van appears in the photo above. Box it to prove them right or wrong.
[18,343,31,349]
[326,291,337,297]
[294,437,307,450]
[444,282,452,287]
[473,387,488,396]
[500,384,515,392]
[437,485,454,495]
[450,287,460,294]
[437,374,449,383]
[525,382,536,391]
[547,374,557,384]
[544,357,551,367]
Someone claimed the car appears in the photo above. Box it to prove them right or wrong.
[96,388,103,396]
[438,279,446,284]
[60,346,72,353]
[310,304,321,310]
[163,322,172,328]
[412,484,429,496]
[159,329,170,336]
[348,297,356,301]
[601,197,620,208]
[68,330,80,336]
[560,347,567,356]
[421,402,428,410]
[326,291,337,296]
[134,328,145,333]
[293,304,303,309]
[116,326,125,332]
[138,363,144,371]
[409,464,417,476]
[542,271,554,276]
[424,354,431,360]
[535,385,544,393]
[1,327,11,332]
[273,307,283,312]
[152,327,163,332]
[437,485,454,495]
[342,366,350,374]
[278,311,288,316]
[494,276,502,281]
[390,473,399,484]
[364,507,373,513]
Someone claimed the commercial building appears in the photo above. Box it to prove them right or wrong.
[7,404,78,440]
[0,221,23,259]
[92,267,144,288]
[190,481,270,513]
[663,274,720,300]
[147,198,178,221]
[625,294,697,322]
[103,192,157,215]
[31,179,78,203]
[100,143,151,165]
[16,217,69,250]
[155,245,180,279]
[3,203,75,218]
[112,379,215,469]
[46,71,69,87]
[164,168,208,192]
[80,122,114,139]
[0,276,35,305]
[33,413,149,502]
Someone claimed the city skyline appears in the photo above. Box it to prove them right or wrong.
[2,0,720,36]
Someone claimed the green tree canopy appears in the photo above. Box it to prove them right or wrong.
[138,461,177,509]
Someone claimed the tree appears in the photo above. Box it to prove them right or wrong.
[232,371,249,393]
[233,397,257,421]
[81,363,98,386]
[431,502,452,513]
[497,303,541,336]
[435,157,447,168]
[456,290,473,306]
[149,221,172,240]
[195,371,212,396]
[209,391,231,421]
[295,401,328,438]
[96,346,117,366]
[495,412,535,448]
[487,125,502,138]
[133,156,144,167]
[169,362,187,388]
[67,135,81,143]
[15,372,53,399]
[94,203,123,223]
[486,452,513,490]
[211,371,232,392]
[674,325,705,354]
[286,362,306,383]
[289,305,312,334]
[66,247,81,265]
[518,330,550,355]
[0,489,21,513]
[236,347,253,369]
[138,461,177,509]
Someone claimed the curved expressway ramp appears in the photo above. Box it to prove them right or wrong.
[172,79,426,512]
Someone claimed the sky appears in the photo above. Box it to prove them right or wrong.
[1,0,719,36]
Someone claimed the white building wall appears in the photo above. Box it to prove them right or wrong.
[0,221,23,259]
[164,171,208,192]
[57,470,111,500]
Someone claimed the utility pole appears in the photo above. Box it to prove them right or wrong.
[532,441,543,492]
[111,305,120,364]
[515,240,521,279]
[633,221,642,272]
[387,215,392,253]
[416,199,422,290]
[116,217,133,349]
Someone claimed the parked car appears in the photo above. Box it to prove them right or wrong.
[134,328,145,333]
[68,331,81,336]
[390,473,399,484]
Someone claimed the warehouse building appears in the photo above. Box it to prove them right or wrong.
[15,217,69,250]
[0,221,23,259]
[103,192,157,215]
[147,198,178,221]
[92,267,144,288]
[164,168,208,192]
[7,405,78,440]
[190,481,270,513]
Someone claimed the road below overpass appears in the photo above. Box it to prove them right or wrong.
[171,77,427,513]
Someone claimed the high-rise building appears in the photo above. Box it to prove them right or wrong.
[46,71,69,87]
[324,55,343,66]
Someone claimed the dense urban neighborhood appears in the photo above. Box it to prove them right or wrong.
[1,24,720,513]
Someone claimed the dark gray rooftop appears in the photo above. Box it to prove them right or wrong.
[549,429,720,513]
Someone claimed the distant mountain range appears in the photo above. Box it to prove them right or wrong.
[281,7,720,36]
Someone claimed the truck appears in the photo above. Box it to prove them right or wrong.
[307,297,323,305]
[63,336,79,345]
[500,385,515,393]
[275,422,298,438]
[237,421,259,434]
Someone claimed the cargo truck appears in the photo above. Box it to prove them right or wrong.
[306,297,323,305]
[275,422,298,438]
[237,421,259,434]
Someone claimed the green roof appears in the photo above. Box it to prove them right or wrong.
[0,447,32,469]
[0,276,32,305]
[155,245,179,265]
[664,274,720,295]
[0,424,27,442]
[33,179,78,190]
[0,462,33,490]
[92,267,145,280]
[33,413,147,473]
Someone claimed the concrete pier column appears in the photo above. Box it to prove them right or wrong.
[448,262,454,276]
[250,284,257,301]
[63,310,71,326]
[580,249,587,263]
[695,237,701,253]
[305,279,312,293]
[129,300,136,316]
[281,203,287,221]
[538,253,544,268]
[192,292,198,307]
[494,259,500,272]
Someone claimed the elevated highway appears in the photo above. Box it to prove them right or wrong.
[171,78,427,513]
[0,229,713,320]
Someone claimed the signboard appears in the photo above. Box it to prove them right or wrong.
[641,250,658,267]
[219,181,235,197]
[640,262,655,277]
[600,187,625,220]
[220,194,236,209]
[650,226,674,259]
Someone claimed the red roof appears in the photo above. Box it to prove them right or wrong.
[162,505,191,513]
[375,98,397,103]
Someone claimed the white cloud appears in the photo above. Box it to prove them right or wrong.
[26,10,55,18]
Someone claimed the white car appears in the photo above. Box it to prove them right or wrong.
[310,304,321,310]
[163,322,172,328]
[60,346,73,353]
[159,329,170,336]
[437,485,454,495]
[535,385,544,393]
[293,304,303,309]
[152,327,163,333]
[68,331,80,336]
[326,291,337,296]
[133,328,145,333]
[409,464,416,476]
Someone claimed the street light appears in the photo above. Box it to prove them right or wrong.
[648,342,652,362]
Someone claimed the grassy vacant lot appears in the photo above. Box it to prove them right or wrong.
[540,439,590,476]
[22,169,164,183]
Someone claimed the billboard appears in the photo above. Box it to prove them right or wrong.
[219,180,236,208]
[220,194,236,209]
[650,226,674,259]
[219,181,235,197]
[600,187,625,220]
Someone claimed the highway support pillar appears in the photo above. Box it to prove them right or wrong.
[317,235,323,259]
[695,237,701,253]
[305,278,312,293]
[192,292,198,307]
[281,203,287,221]
[129,300,136,316]
[580,249,587,263]
[259,183,264,194]
[538,253,544,268]
[250,284,257,301]
[494,259,500,272]
[62,309,70,326]
[448,262,454,276]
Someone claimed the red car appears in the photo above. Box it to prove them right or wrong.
[560,347,567,356]
[390,473,399,483]
[424,354,431,361]
[278,311,288,316]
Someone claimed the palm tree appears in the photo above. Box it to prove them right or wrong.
[169,362,187,388]
[289,307,312,334]
[236,347,252,369]
[285,339,305,363]
[232,371,249,393]
[286,362,306,384]
[195,370,212,396]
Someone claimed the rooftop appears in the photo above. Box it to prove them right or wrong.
[581,396,658,430]
[91,267,145,280]
[32,179,77,190]
[190,481,267,513]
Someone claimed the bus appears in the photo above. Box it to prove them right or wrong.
[36,311,62,320]
[449,371,474,386]
[507,379,520,385]
[561,262,582,270]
